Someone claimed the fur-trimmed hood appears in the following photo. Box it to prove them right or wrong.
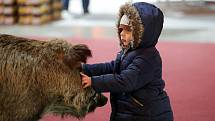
[117,2,164,48]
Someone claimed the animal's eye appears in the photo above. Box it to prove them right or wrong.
[70,95,76,101]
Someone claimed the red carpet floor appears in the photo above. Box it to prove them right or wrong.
[40,38,215,121]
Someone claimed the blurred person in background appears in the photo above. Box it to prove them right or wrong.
[62,0,90,14]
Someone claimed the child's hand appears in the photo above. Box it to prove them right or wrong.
[80,72,92,88]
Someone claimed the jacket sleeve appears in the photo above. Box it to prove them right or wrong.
[91,57,153,93]
[82,61,115,76]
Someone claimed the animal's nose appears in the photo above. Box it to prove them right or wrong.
[96,93,108,107]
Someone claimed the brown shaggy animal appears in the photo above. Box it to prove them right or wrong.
[0,34,107,121]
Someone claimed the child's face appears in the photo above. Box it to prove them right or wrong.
[119,24,133,48]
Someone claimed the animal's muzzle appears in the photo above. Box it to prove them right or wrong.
[88,92,108,112]
[95,93,108,107]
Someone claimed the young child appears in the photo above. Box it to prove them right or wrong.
[81,2,173,121]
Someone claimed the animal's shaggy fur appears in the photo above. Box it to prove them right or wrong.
[0,34,107,121]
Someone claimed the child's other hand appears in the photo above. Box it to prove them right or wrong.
[80,72,92,88]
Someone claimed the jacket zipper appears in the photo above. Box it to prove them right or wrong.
[130,96,144,107]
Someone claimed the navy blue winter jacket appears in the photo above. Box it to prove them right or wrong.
[83,2,173,121]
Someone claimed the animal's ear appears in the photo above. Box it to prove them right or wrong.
[72,44,92,63]
[63,44,92,70]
